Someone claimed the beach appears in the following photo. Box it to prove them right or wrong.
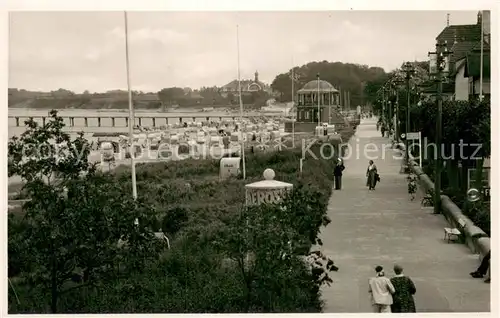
[8,106,290,138]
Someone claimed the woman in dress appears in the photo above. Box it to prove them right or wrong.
[390,264,416,313]
[366,160,378,190]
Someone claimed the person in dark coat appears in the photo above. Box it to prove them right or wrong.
[390,264,416,313]
[334,158,345,190]
[366,160,378,190]
[470,250,491,283]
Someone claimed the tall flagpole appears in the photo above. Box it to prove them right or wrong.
[124,11,137,199]
[237,25,246,180]
[479,11,484,101]
[316,73,320,127]
[291,57,295,148]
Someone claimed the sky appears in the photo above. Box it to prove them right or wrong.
[8,10,481,93]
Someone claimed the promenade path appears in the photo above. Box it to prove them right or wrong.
[320,118,490,313]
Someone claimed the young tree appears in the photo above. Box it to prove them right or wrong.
[8,110,162,313]
[216,185,337,312]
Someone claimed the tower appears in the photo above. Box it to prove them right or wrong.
[254,70,259,82]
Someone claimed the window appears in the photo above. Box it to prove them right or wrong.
[305,111,309,120]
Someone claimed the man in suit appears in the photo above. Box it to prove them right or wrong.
[334,158,345,190]
[369,265,396,313]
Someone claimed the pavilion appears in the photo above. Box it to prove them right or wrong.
[286,79,347,133]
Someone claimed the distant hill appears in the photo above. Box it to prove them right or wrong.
[8,88,270,110]
[8,89,163,110]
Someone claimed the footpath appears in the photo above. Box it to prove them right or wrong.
[319,118,490,313]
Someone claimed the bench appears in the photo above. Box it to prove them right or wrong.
[444,218,466,243]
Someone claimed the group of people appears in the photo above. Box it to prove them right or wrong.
[369,265,416,313]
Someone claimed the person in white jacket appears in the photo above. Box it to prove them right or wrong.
[369,265,396,313]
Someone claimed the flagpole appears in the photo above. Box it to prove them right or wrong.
[124,11,137,200]
[237,25,246,180]
[316,73,320,127]
[291,57,295,148]
[479,11,484,101]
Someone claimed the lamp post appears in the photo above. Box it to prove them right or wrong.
[402,62,415,161]
[429,40,452,214]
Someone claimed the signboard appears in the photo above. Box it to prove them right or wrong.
[219,157,242,180]
[407,132,422,168]
[468,167,490,201]
[406,132,420,140]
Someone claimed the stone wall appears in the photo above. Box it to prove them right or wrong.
[407,157,490,258]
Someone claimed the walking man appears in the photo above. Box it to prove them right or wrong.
[334,158,345,190]
[369,265,396,313]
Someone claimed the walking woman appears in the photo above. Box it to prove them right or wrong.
[366,160,378,190]
[390,265,417,313]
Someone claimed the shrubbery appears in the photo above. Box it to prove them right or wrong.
[8,111,348,313]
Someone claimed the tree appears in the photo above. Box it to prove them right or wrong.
[158,87,186,106]
[272,61,387,104]
[8,110,162,313]
[216,185,337,312]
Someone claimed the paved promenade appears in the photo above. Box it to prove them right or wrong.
[320,118,490,313]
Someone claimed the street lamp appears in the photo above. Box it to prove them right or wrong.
[428,40,452,214]
[390,75,404,143]
[402,62,415,162]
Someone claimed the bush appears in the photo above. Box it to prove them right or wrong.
[161,207,189,236]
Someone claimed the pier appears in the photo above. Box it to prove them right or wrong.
[8,113,283,132]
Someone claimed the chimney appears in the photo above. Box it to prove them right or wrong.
[477,11,482,25]
[254,70,259,82]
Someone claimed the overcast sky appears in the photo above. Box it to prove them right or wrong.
[9,10,480,93]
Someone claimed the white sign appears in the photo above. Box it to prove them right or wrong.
[407,132,420,140]
[219,157,242,180]
[406,132,422,168]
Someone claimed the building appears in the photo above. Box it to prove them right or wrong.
[460,43,490,100]
[452,12,491,101]
[221,71,272,97]
[296,80,339,123]
[422,11,490,101]
[285,79,348,133]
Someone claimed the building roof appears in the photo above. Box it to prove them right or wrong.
[450,41,480,64]
[436,24,482,47]
[297,80,339,93]
[471,38,490,52]
[222,79,266,91]
[464,51,491,78]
